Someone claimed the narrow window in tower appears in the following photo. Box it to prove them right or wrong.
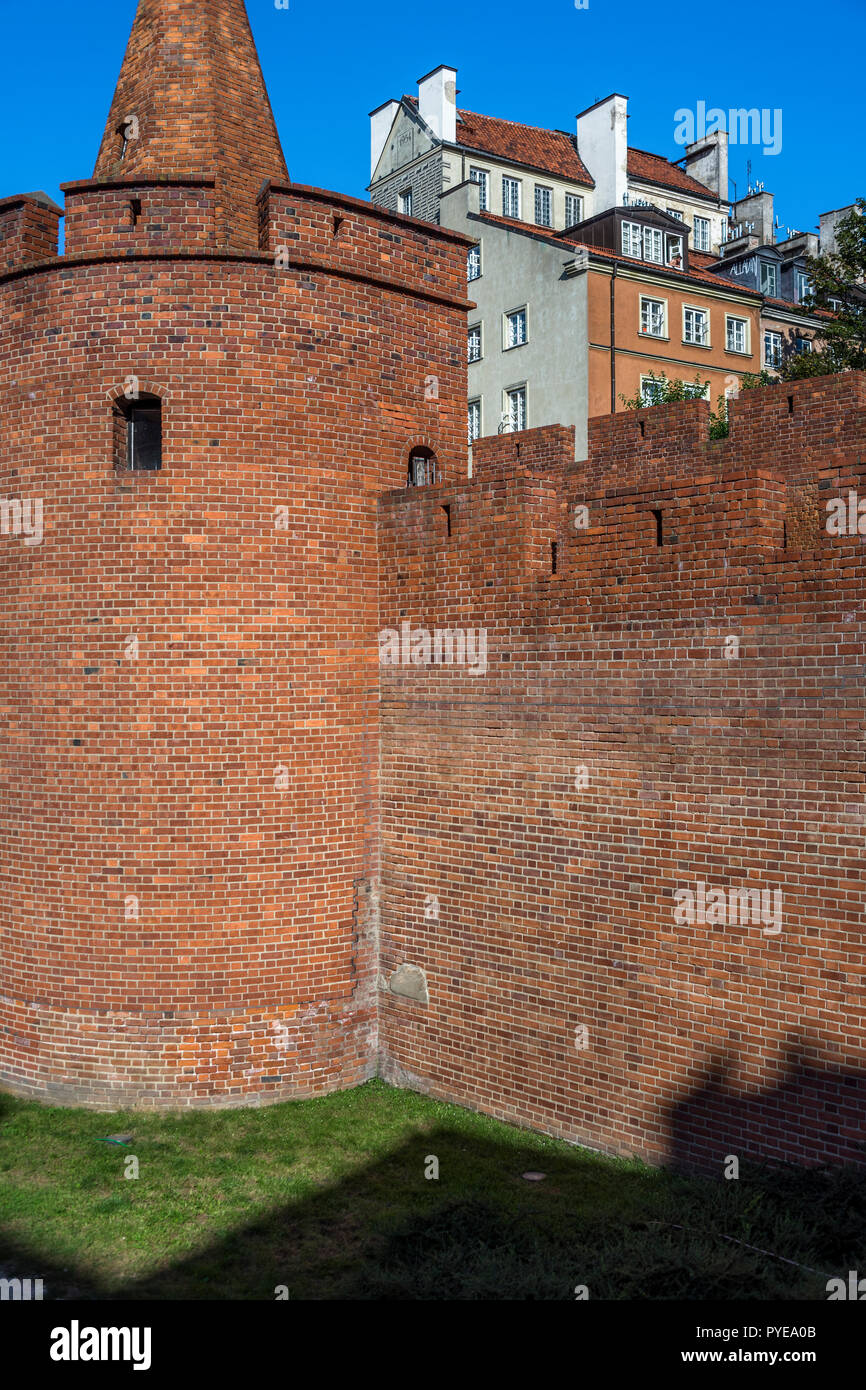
[114,393,163,471]
[118,115,138,162]
[129,198,142,228]
[407,447,437,487]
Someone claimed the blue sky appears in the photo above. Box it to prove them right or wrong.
[1,0,863,233]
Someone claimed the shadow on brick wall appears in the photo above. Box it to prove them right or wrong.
[668,1043,866,1176]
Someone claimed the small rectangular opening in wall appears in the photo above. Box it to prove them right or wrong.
[652,508,663,546]
[129,198,142,228]
[551,540,558,573]
[787,394,794,415]
[441,504,451,538]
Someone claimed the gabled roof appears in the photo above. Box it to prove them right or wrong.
[401,95,717,203]
[627,147,718,202]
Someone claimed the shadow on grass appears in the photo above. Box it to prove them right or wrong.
[2,1101,865,1301]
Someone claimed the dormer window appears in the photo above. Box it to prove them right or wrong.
[643,227,664,264]
[665,234,683,268]
[622,221,642,258]
[760,262,779,296]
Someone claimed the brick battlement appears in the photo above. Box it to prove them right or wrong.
[0,193,62,274]
[377,373,866,1172]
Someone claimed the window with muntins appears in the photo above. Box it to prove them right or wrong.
[693,216,710,252]
[502,177,521,219]
[726,316,748,353]
[760,262,779,296]
[640,297,665,337]
[535,185,552,227]
[684,307,708,344]
[506,386,526,431]
[763,330,782,368]
[643,227,664,263]
[505,308,527,348]
[469,168,489,211]
[621,221,642,257]
[565,193,583,226]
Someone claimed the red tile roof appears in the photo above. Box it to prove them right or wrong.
[454,107,594,187]
[627,147,717,202]
[403,96,717,202]
[472,209,762,297]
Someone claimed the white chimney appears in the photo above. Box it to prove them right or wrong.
[369,99,399,180]
[576,93,628,212]
[417,65,457,144]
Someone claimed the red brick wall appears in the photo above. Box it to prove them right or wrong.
[0,196,61,275]
[63,181,216,258]
[0,201,470,1107]
[378,373,866,1171]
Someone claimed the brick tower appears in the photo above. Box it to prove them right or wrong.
[0,0,470,1106]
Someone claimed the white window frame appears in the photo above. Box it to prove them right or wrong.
[763,330,782,368]
[534,184,553,228]
[504,306,528,350]
[759,261,779,297]
[666,208,684,221]
[565,192,583,226]
[502,176,521,219]
[469,167,489,211]
[640,375,667,406]
[640,295,667,338]
[468,323,482,363]
[683,305,709,346]
[796,271,812,302]
[621,220,643,258]
[665,234,684,267]
[468,398,482,444]
[693,215,711,252]
[795,336,813,354]
[467,243,481,282]
[725,314,750,355]
[398,188,413,216]
[504,384,527,432]
[643,227,664,264]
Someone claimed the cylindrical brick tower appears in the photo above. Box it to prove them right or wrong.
[0,0,469,1106]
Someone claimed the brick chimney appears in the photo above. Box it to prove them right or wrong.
[92,0,288,252]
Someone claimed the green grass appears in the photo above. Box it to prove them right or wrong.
[0,1080,863,1299]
